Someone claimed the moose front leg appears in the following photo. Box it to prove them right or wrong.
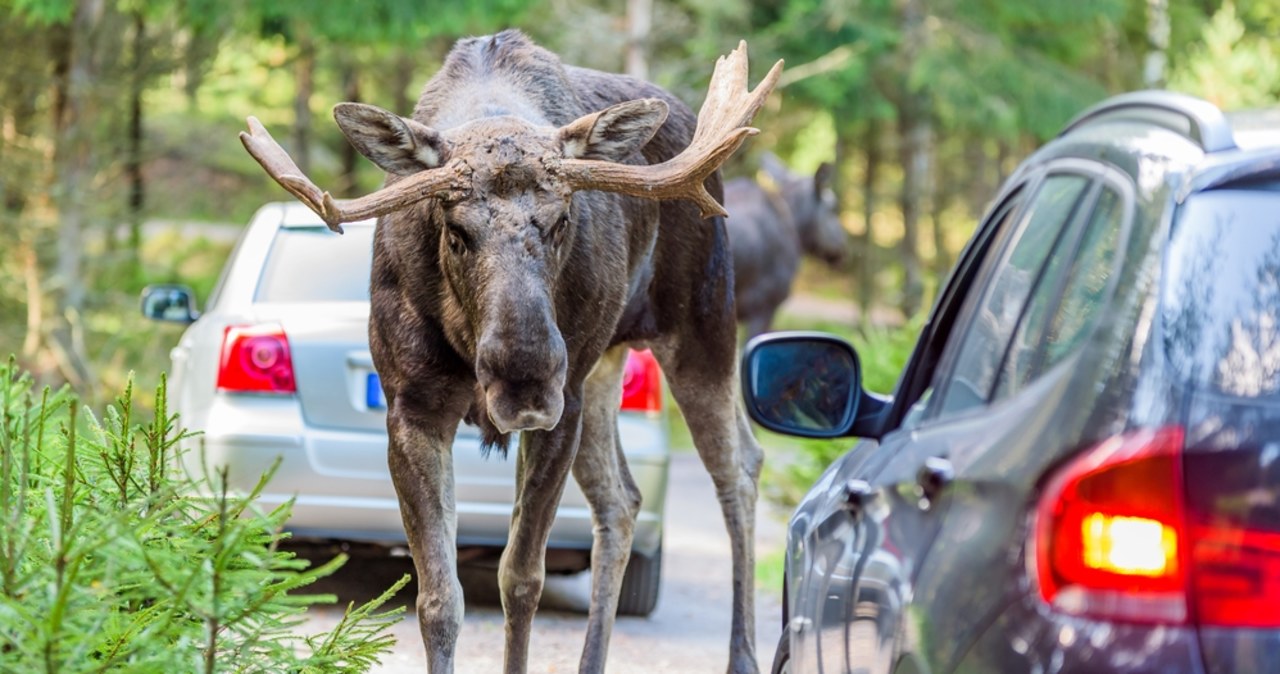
[386,402,467,674]
[499,394,584,674]
[573,346,640,673]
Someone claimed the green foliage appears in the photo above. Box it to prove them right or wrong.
[0,359,409,672]
[2,0,74,25]
[1169,1,1280,109]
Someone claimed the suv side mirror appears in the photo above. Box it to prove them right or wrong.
[741,332,892,439]
[742,333,859,438]
[140,284,200,324]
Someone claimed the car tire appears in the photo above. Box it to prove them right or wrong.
[770,629,791,674]
[617,542,662,617]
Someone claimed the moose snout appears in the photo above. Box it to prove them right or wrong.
[476,332,569,434]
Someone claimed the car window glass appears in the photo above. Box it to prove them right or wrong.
[933,174,1091,418]
[996,186,1124,397]
[894,192,1025,430]
[1042,188,1124,366]
[1162,184,1280,398]
[256,226,375,302]
[207,227,250,310]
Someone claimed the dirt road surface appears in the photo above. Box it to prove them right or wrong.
[302,452,789,673]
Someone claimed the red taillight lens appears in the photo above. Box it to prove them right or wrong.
[1191,516,1280,627]
[1032,427,1188,623]
[216,325,296,394]
[620,349,662,413]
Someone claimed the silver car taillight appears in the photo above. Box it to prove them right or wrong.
[216,324,297,394]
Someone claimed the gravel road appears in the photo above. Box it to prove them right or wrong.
[301,452,787,673]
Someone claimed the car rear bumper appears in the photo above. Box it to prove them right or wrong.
[184,395,669,559]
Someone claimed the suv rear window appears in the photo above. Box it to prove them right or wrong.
[255,226,375,303]
[1162,183,1280,398]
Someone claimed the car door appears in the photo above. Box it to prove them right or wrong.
[841,168,1103,674]
[786,178,1034,674]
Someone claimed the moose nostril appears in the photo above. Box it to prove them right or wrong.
[484,378,565,434]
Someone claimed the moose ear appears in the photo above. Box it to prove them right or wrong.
[334,102,447,175]
[560,98,669,161]
[814,162,834,195]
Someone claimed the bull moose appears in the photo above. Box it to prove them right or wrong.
[726,153,847,339]
[239,30,780,674]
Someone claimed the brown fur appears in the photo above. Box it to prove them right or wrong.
[348,30,764,674]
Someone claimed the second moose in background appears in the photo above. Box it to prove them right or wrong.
[727,153,848,339]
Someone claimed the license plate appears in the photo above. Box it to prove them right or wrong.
[366,373,387,409]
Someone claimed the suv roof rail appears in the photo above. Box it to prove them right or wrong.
[1060,90,1237,153]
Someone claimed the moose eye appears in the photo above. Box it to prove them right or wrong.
[547,214,570,244]
[445,227,467,255]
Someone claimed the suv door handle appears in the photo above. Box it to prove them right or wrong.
[916,456,954,504]
[843,478,878,513]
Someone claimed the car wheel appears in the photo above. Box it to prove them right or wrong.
[617,541,662,617]
[770,628,791,674]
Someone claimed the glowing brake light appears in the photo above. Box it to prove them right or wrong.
[1031,427,1187,623]
[1081,513,1177,577]
[620,349,662,414]
[216,325,297,394]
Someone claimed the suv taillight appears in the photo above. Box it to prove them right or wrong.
[620,349,661,413]
[216,325,296,394]
[1031,427,1188,623]
[1189,496,1280,628]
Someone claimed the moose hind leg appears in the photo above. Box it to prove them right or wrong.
[573,346,641,673]
[387,406,466,674]
[655,344,764,674]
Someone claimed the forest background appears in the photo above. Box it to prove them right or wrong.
[0,0,1276,421]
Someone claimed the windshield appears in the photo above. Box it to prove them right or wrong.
[1162,182,1280,398]
[255,225,375,303]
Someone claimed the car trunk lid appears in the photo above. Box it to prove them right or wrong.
[254,302,388,433]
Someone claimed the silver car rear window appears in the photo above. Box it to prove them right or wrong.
[255,226,374,302]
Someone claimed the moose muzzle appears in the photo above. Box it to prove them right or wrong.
[475,306,569,435]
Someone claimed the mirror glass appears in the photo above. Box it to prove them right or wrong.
[747,339,858,435]
[141,284,197,323]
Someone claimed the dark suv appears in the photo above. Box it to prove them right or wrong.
[744,92,1280,674]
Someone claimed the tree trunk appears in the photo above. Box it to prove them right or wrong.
[857,119,880,314]
[46,0,102,390]
[182,16,222,112]
[963,135,988,218]
[126,10,145,264]
[22,242,41,363]
[338,60,362,197]
[625,0,652,81]
[292,32,315,176]
[1144,0,1170,88]
[996,137,1011,185]
[391,48,415,115]
[931,137,951,277]
[898,108,929,319]
[894,0,930,318]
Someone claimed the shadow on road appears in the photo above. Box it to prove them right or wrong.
[287,542,595,616]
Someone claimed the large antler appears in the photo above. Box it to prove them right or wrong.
[559,41,783,218]
[238,117,468,233]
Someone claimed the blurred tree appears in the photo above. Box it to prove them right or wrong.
[243,0,530,180]
[0,0,236,389]
[1169,1,1280,109]
[626,0,652,79]
[740,0,1183,317]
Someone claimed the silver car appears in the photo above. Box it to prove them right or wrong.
[141,201,670,615]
